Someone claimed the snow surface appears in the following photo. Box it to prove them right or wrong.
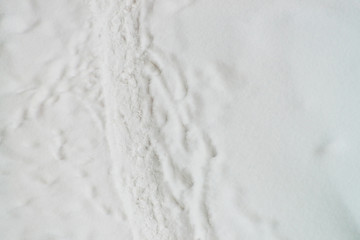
[1,0,360,239]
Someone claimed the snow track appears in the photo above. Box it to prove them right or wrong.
[90,1,219,239]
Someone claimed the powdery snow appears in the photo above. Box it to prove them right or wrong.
[1,0,360,239]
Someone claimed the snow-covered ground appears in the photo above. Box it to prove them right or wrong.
[1,0,360,239]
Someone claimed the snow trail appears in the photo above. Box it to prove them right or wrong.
[89,0,219,239]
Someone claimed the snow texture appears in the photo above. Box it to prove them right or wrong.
[1,0,360,239]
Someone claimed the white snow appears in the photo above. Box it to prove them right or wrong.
[1,0,360,239]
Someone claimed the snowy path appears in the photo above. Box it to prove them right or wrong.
[90,1,220,238]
